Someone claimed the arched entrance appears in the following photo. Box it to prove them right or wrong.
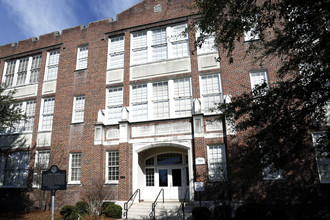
[135,145,191,201]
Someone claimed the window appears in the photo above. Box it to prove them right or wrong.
[131,23,189,65]
[106,151,119,183]
[2,54,42,88]
[174,78,192,116]
[30,54,41,84]
[157,153,182,165]
[45,50,60,81]
[243,17,260,42]
[40,98,55,131]
[33,151,50,187]
[1,101,36,134]
[196,29,217,54]
[16,58,29,86]
[152,82,169,118]
[107,88,123,124]
[312,132,330,183]
[131,31,148,65]
[0,152,30,187]
[108,36,124,69]
[260,144,283,180]
[131,84,148,120]
[207,145,227,181]
[146,168,155,186]
[69,153,81,184]
[72,96,85,123]
[201,74,222,112]
[76,45,88,70]
[131,78,192,121]
[250,71,269,95]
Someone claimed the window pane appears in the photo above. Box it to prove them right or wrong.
[157,153,182,165]
[109,36,124,69]
[208,145,226,181]
[174,78,192,116]
[146,168,155,186]
[42,98,55,130]
[132,85,148,120]
[108,88,123,123]
[153,82,169,118]
[201,74,221,112]
[108,151,119,181]
[71,153,81,182]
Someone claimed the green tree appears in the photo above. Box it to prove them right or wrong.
[194,0,330,216]
[0,85,26,132]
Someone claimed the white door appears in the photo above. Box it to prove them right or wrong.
[157,167,184,200]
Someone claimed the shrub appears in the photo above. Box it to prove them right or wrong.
[192,206,211,220]
[60,205,78,220]
[101,201,115,214]
[76,201,90,215]
[103,203,122,219]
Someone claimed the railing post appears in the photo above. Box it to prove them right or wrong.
[162,189,164,203]
[182,202,185,220]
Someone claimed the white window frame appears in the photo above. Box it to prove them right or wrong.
[196,28,218,55]
[260,143,283,181]
[68,153,82,184]
[207,145,227,182]
[44,49,60,81]
[105,151,119,184]
[130,23,189,66]
[107,87,123,124]
[249,71,269,96]
[39,98,55,131]
[244,17,260,42]
[130,78,193,121]
[0,152,30,188]
[76,45,88,70]
[107,36,125,70]
[72,96,85,123]
[33,151,50,188]
[2,54,42,88]
[1,100,36,134]
[200,73,223,114]
[312,132,330,184]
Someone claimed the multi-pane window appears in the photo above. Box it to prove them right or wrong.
[131,78,192,121]
[196,29,217,54]
[312,132,330,183]
[132,31,148,65]
[153,82,169,118]
[0,152,30,187]
[208,145,226,181]
[107,151,119,183]
[152,28,168,61]
[46,50,60,80]
[69,153,81,183]
[146,168,155,186]
[33,151,50,187]
[73,96,85,123]
[4,60,16,87]
[131,23,189,65]
[174,78,192,116]
[170,23,189,58]
[30,55,41,84]
[107,88,123,124]
[24,101,36,131]
[2,54,42,88]
[250,71,269,93]
[108,36,124,69]
[76,45,88,70]
[16,58,29,86]
[201,74,222,112]
[131,84,148,120]
[260,143,283,180]
[2,101,36,133]
[41,98,55,130]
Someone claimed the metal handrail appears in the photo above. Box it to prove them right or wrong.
[150,188,164,220]
[179,188,190,220]
[123,189,140,219]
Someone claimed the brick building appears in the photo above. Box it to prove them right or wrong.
[0,0,328,215]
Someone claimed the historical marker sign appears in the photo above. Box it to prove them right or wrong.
[41,165,67,191]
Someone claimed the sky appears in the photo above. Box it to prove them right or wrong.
[0,0,142,46]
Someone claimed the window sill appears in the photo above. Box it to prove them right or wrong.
[67,182,81,186]
[38,130,52,133]
[129,55,190,68]
[104,181,119,185]
[71,122,84,125]
[74,68,88,73]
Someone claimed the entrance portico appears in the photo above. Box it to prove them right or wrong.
[133,143,194,201]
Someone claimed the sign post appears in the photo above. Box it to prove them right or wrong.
[41,165,67,220]
[194,182,205,207]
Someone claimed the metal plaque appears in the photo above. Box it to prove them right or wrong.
[41,165,67,191]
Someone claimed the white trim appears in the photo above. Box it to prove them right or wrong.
[38,97,55,131]
[199,73,223,114]
[76,45,88,70]
[249,70,269,92]
[68,153,81,184]
[105,151,119,184]
[72,96,85,123]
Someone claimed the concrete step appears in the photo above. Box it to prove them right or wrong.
[124,201,193,220]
